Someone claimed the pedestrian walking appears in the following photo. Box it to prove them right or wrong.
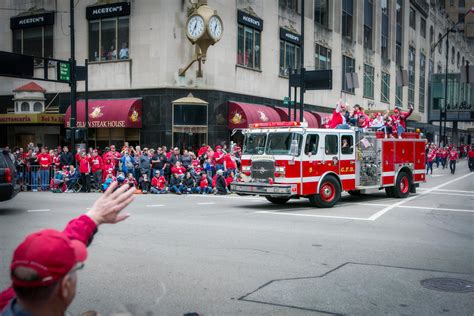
[468,145,474,172]
[448,148,458,174]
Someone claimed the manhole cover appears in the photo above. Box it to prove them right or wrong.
[420,278,474,293]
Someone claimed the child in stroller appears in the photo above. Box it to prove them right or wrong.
[50,167,68,193]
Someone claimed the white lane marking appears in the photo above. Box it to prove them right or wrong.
[419,188,474,194]
[422,192,474,197]
[27,209,51,212]
[356,203,474,213]
[430,175,444,177]
[197,202,215,205]
[255,211,372,221]
[368,172,474,221]
[193,195,264,201]
[146,204,165,207]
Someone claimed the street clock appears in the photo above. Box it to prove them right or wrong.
[180,1,223,77]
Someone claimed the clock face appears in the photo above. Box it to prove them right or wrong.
[208,15,223,41]
[186,15,205,40]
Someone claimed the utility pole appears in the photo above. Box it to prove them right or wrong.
[299,0,305,122]
[70,0,77,153]
[443,31,448,147]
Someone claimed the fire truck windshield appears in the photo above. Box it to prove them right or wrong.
[243,133,267,155]
[243,132,302,156]
[267,133,302,155]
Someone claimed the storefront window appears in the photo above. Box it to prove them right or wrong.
[173,105,207,126]
[89,17,129,61]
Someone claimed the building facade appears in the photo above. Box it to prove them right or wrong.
[0,0,473,148]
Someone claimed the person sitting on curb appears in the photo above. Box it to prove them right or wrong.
[0,181,136,314]
[150,170,168,194]
[169,173,184,195]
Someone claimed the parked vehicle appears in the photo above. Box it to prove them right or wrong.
[231,122,426,207]
[0,148,20,201]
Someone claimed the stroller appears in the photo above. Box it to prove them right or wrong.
[50,169,66,193]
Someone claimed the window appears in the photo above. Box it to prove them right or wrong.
[396,85,403,108]
[243,133,266,155]
[279,40,300,76]
[381,72,390,103]
[341,135,353,155]
[20,102,29,112]
[364,0,373,50]
[381,0,389,60]
[315,44,331,70]
[419,53,426,113]
[279,0,299,13]
[342,0,354,41]
[237,25,261,69]
[314,0,329,27]
[33,102,43,112]
[420,18,426,38]
[408,46,416,108]
[429,26,434,45]
[173,104,207,126]
[304,134,319,155]
[396,0,403,65]
[462,56,465,66]
[88,16,129,61]
[324,135,338,155]
[342,55,355,93]
[12,25,53,65]
[409,8,416,30]
[363,64,374,99]
[267,133,303,155]
[459,0,465,7]
[451,47,455,64]
[457,52,460,67]
[458,14,465,23]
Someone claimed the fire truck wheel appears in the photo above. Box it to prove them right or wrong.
[385,187,395,197]
[309,176,341,208]
[265,196,290,205]
[393,171,411,198]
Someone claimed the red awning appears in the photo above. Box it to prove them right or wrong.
[65,99,142,128]
[228,101,282,129]
[274,107,320,128]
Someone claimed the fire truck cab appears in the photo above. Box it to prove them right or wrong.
[230,122,426,208]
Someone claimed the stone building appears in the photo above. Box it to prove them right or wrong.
[0,0,472,148]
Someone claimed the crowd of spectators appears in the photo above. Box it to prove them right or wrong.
[11,142,242,195]
[323,101,414,138]
[425,142,471,175]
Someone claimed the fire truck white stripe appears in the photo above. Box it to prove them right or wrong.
[382,172,395,176]
[413,169,426,174]
[339,174,356,180]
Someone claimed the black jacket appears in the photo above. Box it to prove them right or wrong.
[170,176,182,187]
[183,177,195,188]
[216,175,227,194]
[60,152,74,166]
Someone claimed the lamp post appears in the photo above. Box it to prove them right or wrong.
[431,7,473,147]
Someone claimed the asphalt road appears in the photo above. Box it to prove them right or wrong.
[1,161,473,315]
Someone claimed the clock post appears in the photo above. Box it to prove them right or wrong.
[179,0,223,78]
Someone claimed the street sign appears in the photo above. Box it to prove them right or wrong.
[0,51,34,77]
[57,61,71,82]
[75,66,86,81]
[305,70,332,90]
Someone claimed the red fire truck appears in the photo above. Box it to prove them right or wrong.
[230,122,426,208]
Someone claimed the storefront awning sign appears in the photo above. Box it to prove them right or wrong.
[65,98,142,128]
[0,113,64,124]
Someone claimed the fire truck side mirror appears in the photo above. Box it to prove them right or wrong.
[290,139,299,156]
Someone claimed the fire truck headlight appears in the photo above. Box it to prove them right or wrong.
[274,166,286,177]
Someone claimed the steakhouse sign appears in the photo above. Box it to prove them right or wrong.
[68,120,127,128]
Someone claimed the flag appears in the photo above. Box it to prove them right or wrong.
[471,6,474,14]
[360,138,372,148]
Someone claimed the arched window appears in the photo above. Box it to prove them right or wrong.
[451,47,455,64]
[20,102,29,112]
[462,56,465,66]
[457,52,460,68]
[438,34,442,53]
[33,102,43,112]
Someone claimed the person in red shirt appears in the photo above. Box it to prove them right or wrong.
[214,146,225,171]
[90,150,103,191]
[448,148,459,174]
[37,148,52,191]
[468,145,474,172]
[0,181,135,313]
[102,158,115,181]
[223,152,237,175]
[328,102,347,129]
[197,173,212,194]
[426,149,436,175]
[198,144,209,158]
[78,152,91,192]
[171,161,186,177]
[151,170,168,194]
[390,105,413,138]
[124,173,138,188]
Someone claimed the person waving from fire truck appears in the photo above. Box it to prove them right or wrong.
[390,105,413,138]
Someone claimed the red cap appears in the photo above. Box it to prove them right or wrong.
[10,229,87,287]
[216,146,222,150]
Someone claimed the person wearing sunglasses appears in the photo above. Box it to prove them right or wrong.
[0,181,136,315]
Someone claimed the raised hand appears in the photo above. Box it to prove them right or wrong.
[86,181,136,225]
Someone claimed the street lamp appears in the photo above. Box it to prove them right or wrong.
[430,7,473,147]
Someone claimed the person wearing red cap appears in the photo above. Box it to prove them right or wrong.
[390,105,413,138]
[0,181,135,314]
[90,150,103,191]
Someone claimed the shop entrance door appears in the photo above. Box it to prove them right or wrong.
[173,132,207,151]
